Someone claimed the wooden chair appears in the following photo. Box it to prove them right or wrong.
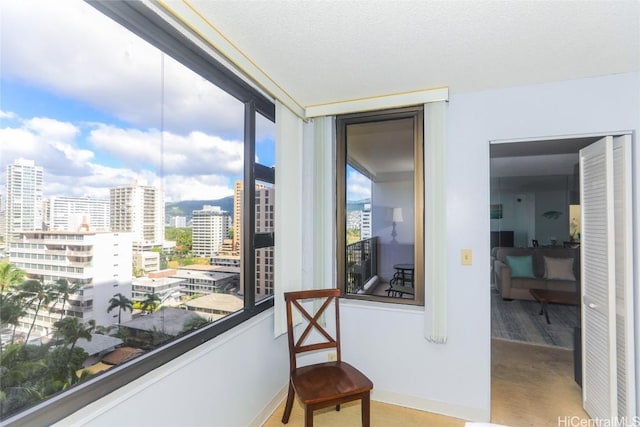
[282,289,373,427]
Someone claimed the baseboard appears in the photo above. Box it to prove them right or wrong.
[372,388,491,423]
[254,385,491,424]
[250,384,288,427]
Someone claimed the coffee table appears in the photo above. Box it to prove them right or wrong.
[529,289,580,324]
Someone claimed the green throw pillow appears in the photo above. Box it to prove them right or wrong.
[506,255,535,278]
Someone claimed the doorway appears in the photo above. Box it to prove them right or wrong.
[489,135,595,422]
[489,132,636,421]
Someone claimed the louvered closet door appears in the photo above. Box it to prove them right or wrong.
[580,135,635,420]
[612,135,635,419]
[580,136,617,419]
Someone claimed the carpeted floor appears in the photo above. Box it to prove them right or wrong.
[491,289,578,349]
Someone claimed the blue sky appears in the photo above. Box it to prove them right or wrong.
[0,1,275,203]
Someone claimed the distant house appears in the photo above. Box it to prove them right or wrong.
[120,307,203,337]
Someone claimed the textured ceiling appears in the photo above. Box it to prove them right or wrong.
[180,0,639,108]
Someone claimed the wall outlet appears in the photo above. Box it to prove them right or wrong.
[328,352,337,361]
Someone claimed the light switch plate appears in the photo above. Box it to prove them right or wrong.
[461,249,472,265]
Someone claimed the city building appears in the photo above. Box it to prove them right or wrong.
[110,180,165,252]
[46,196,110,232]
[169,216,187,228]
[4,159,43,242]
[120,307,202,338]
[254,187,274,300]
[210,239,240,268]
[191,205,230,258]
[170,264,239,297]
[233,181,274,299]
[8,230,134,336]
[361,203,372,240]
[133,251,161,275]
[131,274,184,305]
[183,293,243,321]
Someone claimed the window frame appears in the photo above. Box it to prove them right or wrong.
[3,2,275,425]
[336,106,425,306]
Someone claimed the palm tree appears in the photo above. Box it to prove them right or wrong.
[0,262,25,300]
[53,279,80,322]
[54,317,95,358]
[141,293,161,314]
[0,294,28,344]
[19,279,58,345]
[107,293,132,325]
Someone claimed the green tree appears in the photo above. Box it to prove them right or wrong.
[107,293,132,325]
[54,317,94,355]
[19,279,58,345]
[182,316,210,333]
[52,279,80,323]
[0,295,27,345]
[165,226,192,255]
[0,342,49,417]
[141,293,161,314]
[0,262,24,300]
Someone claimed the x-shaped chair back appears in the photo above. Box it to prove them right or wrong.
[284,288,341,371]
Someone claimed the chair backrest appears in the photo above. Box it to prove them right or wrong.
[284,289,342,372]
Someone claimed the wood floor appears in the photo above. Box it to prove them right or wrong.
[263,339,589,427]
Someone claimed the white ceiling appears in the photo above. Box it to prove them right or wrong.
[161,1,639,178]
[176,0,639,108]
[347,118,414,179]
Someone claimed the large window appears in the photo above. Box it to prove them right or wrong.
[0,1,274,424]
[336,106,424,305]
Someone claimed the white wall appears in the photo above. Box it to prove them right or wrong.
[339,71,640,422]
[372,177,415,281]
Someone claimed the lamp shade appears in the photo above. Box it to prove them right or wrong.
[392,207,403,223]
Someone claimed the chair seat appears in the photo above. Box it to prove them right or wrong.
[292,361,373,406]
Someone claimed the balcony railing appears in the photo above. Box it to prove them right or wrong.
[346,236,378,294]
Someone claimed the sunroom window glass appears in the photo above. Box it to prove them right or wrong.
[0,1,273,423]
[254,113,275,303]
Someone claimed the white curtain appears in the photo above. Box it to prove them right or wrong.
[273,104,335,336]
[424,101,448,343]
[308,116,336,291]
[273,100,304,336]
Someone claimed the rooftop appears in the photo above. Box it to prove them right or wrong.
[120,308,203,336]
[184,293,243,314]
[76,334,123,356]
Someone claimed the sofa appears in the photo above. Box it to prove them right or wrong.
[493,246,579,301]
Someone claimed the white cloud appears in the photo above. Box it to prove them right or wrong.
[347,170,371,201]
[162,174,234,202]
[0,2,272,203]
[87,125,244,176]
[0,111,245,201]
[0,1,260,139]
[0,111,16,119]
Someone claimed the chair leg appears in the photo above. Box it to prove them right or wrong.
[362,394,371,427]
[282,382,295,424]
[304,406,314,427]
[336,404,340,411]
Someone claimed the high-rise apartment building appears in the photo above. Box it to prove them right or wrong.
[4,158,44,242]
[191,205,231,258]
[232,181,274,300]
[46,196,110,231]
[110,180,165,251]
[8,230,134,337]
[361,203,372,239]
[169,216,187,228]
